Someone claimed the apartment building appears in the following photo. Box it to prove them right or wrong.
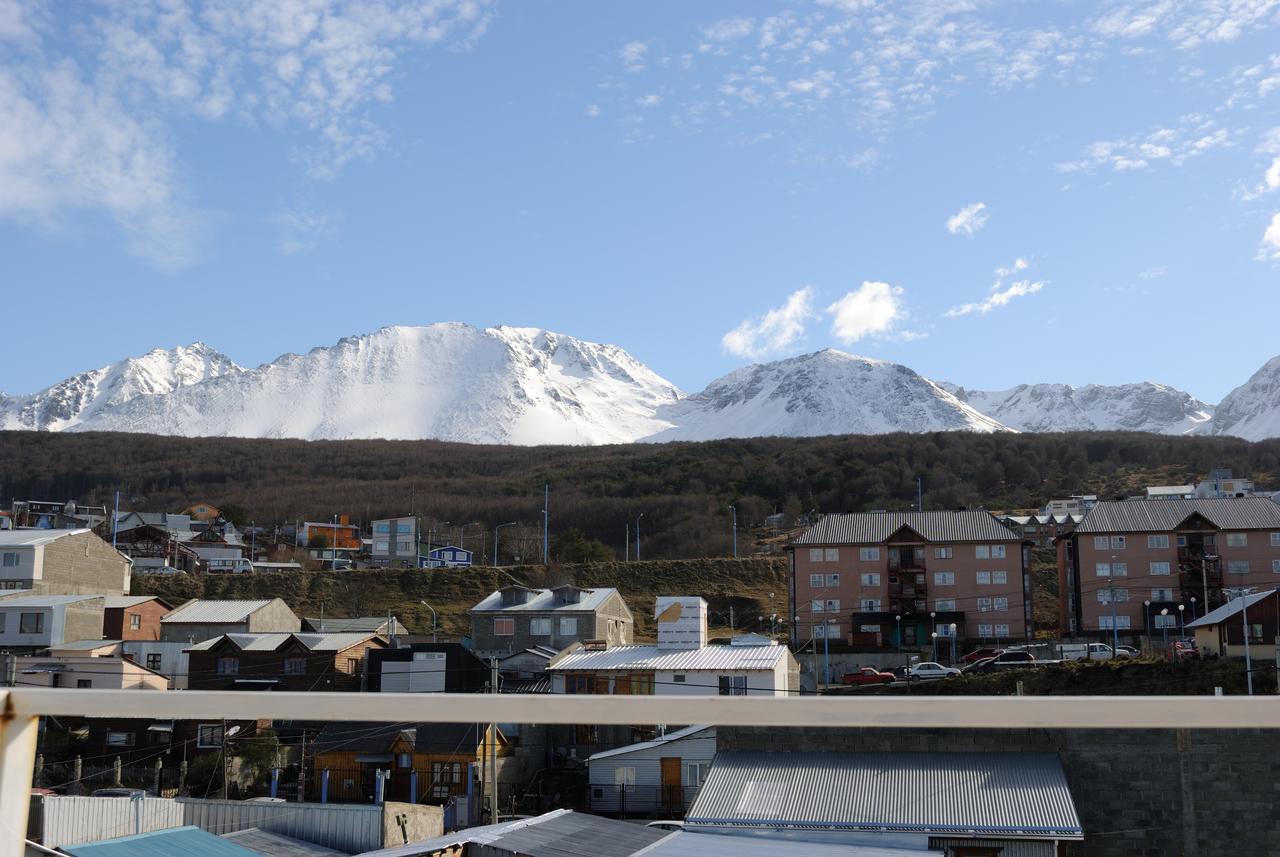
[470,584,634,659]
[371,516,418,566]
[788,510,1032,647]
[1059,497,1280,636]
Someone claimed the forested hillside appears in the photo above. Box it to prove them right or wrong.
[2,430,1277,560]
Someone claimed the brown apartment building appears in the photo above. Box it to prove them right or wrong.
[1059,497,1280,637]
[789,510,1032,649]
[185,631,388,691]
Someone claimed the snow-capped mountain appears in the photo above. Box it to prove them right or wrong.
[1204,356,1280,442]
[0,343,241,432]
[644,350,1008,441]
[942,382,1215,435]
[70,325,682,445]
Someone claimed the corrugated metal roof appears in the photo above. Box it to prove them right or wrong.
[221,827,350,856]
[103,596,164,609]
[352,812,563,857]
[302,617,399,633]
[48,640,123,652]
[355,809,669,857]
[791,511,1018,545]
[471,587,620,613]
[588,725,714,761]
[1185,588,1278,629]
[686,751,1082,839]
[0,529,89,547]
[637,831,935,857]
[162,600,274,624]
[186,632,380,653]
[0,594,103,607]
[1075,497,1280,534]
[549,644,788,672]
[62,826,259,857]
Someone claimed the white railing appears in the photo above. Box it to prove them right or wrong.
[3,689,1279,856]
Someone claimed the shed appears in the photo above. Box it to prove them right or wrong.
[1185,588,1280,657]
[587,725,716,816]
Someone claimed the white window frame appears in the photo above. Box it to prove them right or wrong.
[1099,615,1132,630]
[934,598,956,611]
[1151,588,1174,602]
[1111,562,1128,577]
[934,547,953,559]
[1271,533,1280,547]
[812,600,825,614]
[994,623,1011,636]
[1,553,17,568]
[978,623,993,637]
[559,617,578,636]
[826,574,840,586]
[105,731,134,747]
[860,598,881,612]
[1096,563,1112,577]
[529,618,551,636]
[809,548,824,563]
[991,544,1007,558]
[975,545,990,559]
[1094,536,1110,550]
[977,597,992,613]
[825,599,840,613]
[1147,535,1169,549]
[824,548,839,562]
[615,766,637,786]
[933,572,954,586]
[1110,536,1126,549]
[1153,614,1177,629]
[993,596,1009,612]
[1273,559,1280,573]
[809,574,823,588]
[1149,561,1171,576]
[860,572,879,586]
[197,724,224,748]
[859,547,880,561]
[992,570,1008,585]
[976,571,991,585]
[1227,533,1248,548]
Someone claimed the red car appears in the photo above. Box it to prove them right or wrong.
[959,648,1004,664]
[841,667,896,686]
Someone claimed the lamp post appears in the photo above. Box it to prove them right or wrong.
[1178,604,1185,636]
[635,512,645,561]
[1143,600,1151,656]
[1226,587,1257,695]
[1108,555,1120,652]
[1190,596,1197,621]
[949,622,957,664]
[895,614,902,653]
[729,506,737,559]
[1160,608,1169,655]
[493,522,518,567]
[823,619,833,688]
[1202,554,1218,611]
[931,631,938,663]
[250,521,256,564]
[331,515,339,571]
[419,600,438,643]
[929,611,937,660]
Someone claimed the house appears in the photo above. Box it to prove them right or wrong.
[302,616,409,636]
[159,598,302,643]
[368,643,490,693]
[181,502,224,522]
[469,584,634,659]
[685,750,1083,856]
[185,632,388,691]
[498,645,561,681]
[299,516,362,562]
[587,725,716,816]
[0,529,131,596]
[548,597,799,697]
[1194,469,1259,499]
[110,513,201,573]
[997,512,1083,548]
[121,640,193,689]
[422,545,472,568]
[16,641,169,690]
[1057,497,1280,637]
[1146,485,1195,500]
[1185,588,1280,657]
[788,510,1032,648]
[0,595,105,652]
[11,499,109,530]
[371,516,418,566]
[1042,495,1096,516]
[102,595,172,640]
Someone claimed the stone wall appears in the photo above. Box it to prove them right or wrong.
[718,726,1280,857]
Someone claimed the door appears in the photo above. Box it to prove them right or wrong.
[660,757,682,813]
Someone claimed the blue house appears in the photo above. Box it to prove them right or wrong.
[420,545,473,568]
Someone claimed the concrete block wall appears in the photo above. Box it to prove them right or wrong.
[718,726,1280,857]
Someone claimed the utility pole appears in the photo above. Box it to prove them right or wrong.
[1227,587,1257,696]
[1202,554,1218,612]
[635,512,644,561]
[729,506,737,559]
[542,484,549,565]
[489,659,499,823]
[916,476,923,512]
[1107,576,1120,652]
[494,522,517,567]
[624,524,629,561]
[112,490,120,550]
[2,652,15,687]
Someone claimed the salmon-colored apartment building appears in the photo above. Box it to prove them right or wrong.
[1058,497,1280,637]
[788,511,1032,649]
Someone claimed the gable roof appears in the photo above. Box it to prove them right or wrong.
[103,596,171,610]
[687,751,1082,840]
[185,632,384,653]
[549,643,788,672]
[1075,497,1280,534]
[162,599,274,624]
[471,587,623,613]
[353,809,667,857]
[414,723,489,754]
[792,510,1017,545]
[302,616,407,634]
[588,724,714,761]
[0,529,91,547]
[313,721,417,755]
[1186,589,1279,629]
[0,594,104,608]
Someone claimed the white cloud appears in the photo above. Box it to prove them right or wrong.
[272,204,339,256]
[946,202,989,237]
[826,281,905,343]
[722,287,817,358]
[703,18,754,42]
[1138,264,1168,280]
[620,41,648,72]
[945,258,1046,317]
[1260,212,1280,261]
[637,93,662,108]
[1056,116,1232,173]
[584,104,601,118]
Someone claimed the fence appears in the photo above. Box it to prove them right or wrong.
[307,768,463,806]
[588,784,700,818]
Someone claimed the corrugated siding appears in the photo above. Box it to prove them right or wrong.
[41,796,185,848]
[163,601,272,624]
[1075,497,1280,534]
[792,511,1017,546]
[929,837,1056,857]
[180,798,382,853]
[687,751,1082,837]
[588,731,717,813]
[550,645,786,672]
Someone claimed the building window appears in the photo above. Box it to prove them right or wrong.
[1111,536,1126,549]
[673,674,685,683]
[994,623,1010,636]
[19,613,44,634]
[860,598,881,612]
[530,618,551,635]
[197,724,224,748]
[934,547,953,559]
[977,598,992,613]
[826,574,840,586]
[994,596,1009,611]
[813,624,828,639]
[1227,533,1248,548]
[825,599,840,613]
[976,571,990,585]
[860,573,880,586]
[284,657,307,675]
[808,574,823,587]
[146,654,162,671]
[933,572,954,586]
[1113,563,1127,576]
[105,731,134,746]
[811,600,824,614]
[934,598,956,611]
[978,623,993,637]
[77,679,92,688]
[1151,588,1174,601]
[1,552,17,567]
[687,762,710,788]
[494,618,515,636]
[217,657,239,675]
[975,545,990,559]
[1094,536,1110,550]
[859,547,880,561]
[346,658,361,673]
[560,617,578,636]
[1096,563,1111,577]
[1227,560,1250,574]
[992,571,1008,584]
[615,766,637,787]
[1148,535,1170,549]
[1097,588,1129,603]
[1099,616,1131,630]
[824,548,839,562]
[718,676,748,696]
[129,614,141,630]
[859,624,881,633]
[1149,561,1171,576]
[808,548,824,563]
[991,544,1007,558]
[1153,614,1177,629]
[1273,559,1280,573]
[1271,533,1280,547]
[374,541,389,554]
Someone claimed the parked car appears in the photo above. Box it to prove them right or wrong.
[91,788,146,798]
[134,565,185,576]
[960,657,997,675]
[994,650,1036,664]
[1059,642,1115,661]
[1114,645,1141,659]
[909,662,960,680]
[841,667,896,686]
[959,647,1004,664]
[1168,639,1200,661]
[647,821,685,831]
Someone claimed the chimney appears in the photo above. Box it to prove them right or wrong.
[339,514,350,526]
[655,597,708,651]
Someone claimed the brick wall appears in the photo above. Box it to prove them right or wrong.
[718,726,1280,857]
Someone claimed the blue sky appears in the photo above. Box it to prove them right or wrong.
[2,0,1279,403]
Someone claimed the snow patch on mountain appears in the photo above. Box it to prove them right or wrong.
[1205,355,1280,442]
[941,381,1214,435]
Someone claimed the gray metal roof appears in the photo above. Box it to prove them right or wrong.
[0,594,104,607]
[103,596,166,609]
[1075,497,1280,534]
[0,529,91,547]
[549,643,789,673]
[792,511,1018,545]
[471,587,621,614]
[302,617,404,634]
[221,827,349,856]
[162,599,275,624]
[1185,588,1278,629]
[186,632,381,652]
[638,831,935,857]
[588,725,715,761]
[686,751,1082,840]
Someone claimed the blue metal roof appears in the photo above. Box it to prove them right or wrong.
[61,826,261,857]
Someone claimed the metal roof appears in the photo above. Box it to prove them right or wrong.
[302,617,402,633]
[221,827,350,857]
[162,599,275,624]
[48,640,123,652]
[686,751,1082,840]
[0,529,90,547]
[103,596,166,609]
[186,632,381,653]
[1186,588,1278,629]
[637,831,935,857]
[61,825,260,857]
[791,511,1018,545]
[0,594,103,607]
[549,644,789,673]
[588,724,715,761]
[313,721,417,755]
[1075,497,1280,534]
[471,587,622,614]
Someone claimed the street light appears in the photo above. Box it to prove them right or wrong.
[1190,596,1197,621]
[931,631,938,662]
[1160,607,1169,655]
[949,622,957,664]
[493,522,518,567]
[1226,587,1256,695]
[1177,604,1185,636]
[729,506,737,559]
[636,512,645,561]
[419,601,438,643]
[1143,600,1151,656]
[895,614,902,653]
[823,618,834,688]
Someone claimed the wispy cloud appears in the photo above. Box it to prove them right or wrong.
[1260,212,1280,262]
[945,258,1046,317]
[946,202,989,237]
[722,287,816,358]
[620,41,648,72]
[827,281,905,343]
[272,204,340,256]
[1138,264,1169,280]
[1056,116,1232,173]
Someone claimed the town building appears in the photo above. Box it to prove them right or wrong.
[422,545,472,568]
[1057,497,1280,636]
[548,597,799,696]
[1146,484,1195,500]
[120,640,192,689]
[587,725,715,817]
[1194,469,1258,498]
[469,584,634,660]
[0,529,131,596]
[997,512,1083,548]
[368,643,490,694]
[371,516,418,566]
[301,616,408,636]
[1042,495,1097,516]
[180,502,223,522]
[159,598,302,643]
[299,516,362,563]
[788,510,1032,648]
[16,641,169,690]
[1185,588,1280,658]
[102,596,172,640]
[10,500,109,530]
[185,632,388,691]
[0,595,105,652]
[109,513,200,573]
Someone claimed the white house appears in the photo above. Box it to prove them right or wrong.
[0,595,105,651]
[548,597,799,697]
[587,725,716,817]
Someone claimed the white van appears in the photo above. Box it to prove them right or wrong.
[206,557,254,574]
[1059,642,1115,661]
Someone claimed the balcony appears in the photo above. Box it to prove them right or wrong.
[887,554,926,572]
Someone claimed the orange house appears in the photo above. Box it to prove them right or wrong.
[300,515,362,551]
